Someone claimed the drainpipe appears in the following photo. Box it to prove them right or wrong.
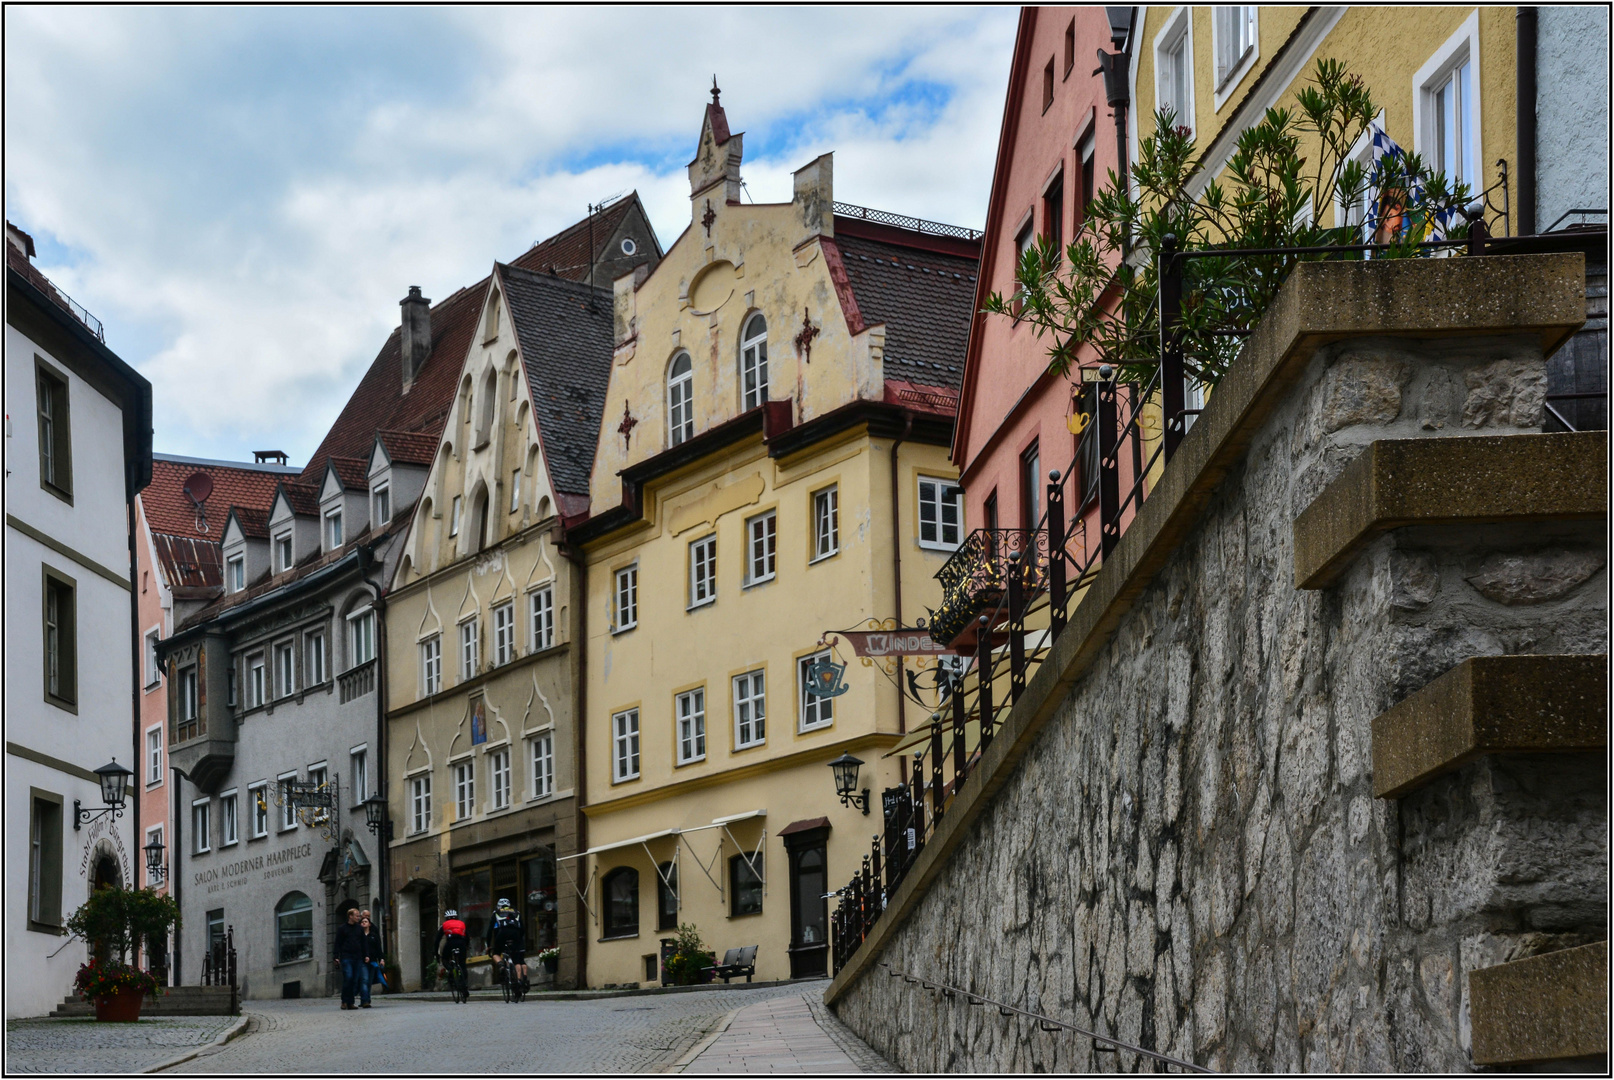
[560,532,589,989]
[128,496,141,897]
[171,767,183,984]
[359,544,390,962]
[889,413,913,779]
[1516,7,1538,235]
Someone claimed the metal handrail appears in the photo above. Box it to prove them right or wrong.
[832,201,984,241]
[880,963,1213,1072]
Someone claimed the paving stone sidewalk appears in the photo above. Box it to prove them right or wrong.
[678,990,896,1074]
[5,1015,243,1074]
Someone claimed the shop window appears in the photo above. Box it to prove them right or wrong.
[729,854,763,917]
[657,861,679,932]
[603,867,639,938]
[276,892,313,963]
[522,849,558,952]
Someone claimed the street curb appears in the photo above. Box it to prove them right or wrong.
[664,1006,742,1073]
[142,1013,250,1073]
[395,977,805,1004]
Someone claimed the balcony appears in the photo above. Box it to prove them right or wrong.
[339,659,376,703]
[928,529,1049,649]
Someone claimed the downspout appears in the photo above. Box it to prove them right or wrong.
[171,767,183,984]
[889,413,913,779]
[359,544,390,961]
[560,532,589,989]
[128,492,141,902]
[1516,7,1538,235]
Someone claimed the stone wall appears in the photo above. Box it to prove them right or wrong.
[830,265,1605,1071]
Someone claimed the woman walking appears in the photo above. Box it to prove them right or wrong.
[358,911,383,1008]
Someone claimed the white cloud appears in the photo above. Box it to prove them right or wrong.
[4,6,1014,462]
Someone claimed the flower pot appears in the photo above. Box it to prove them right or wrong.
[95,990,144,1022]
[542,956,558,976]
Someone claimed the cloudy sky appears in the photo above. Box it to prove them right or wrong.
[5,6,1017,463]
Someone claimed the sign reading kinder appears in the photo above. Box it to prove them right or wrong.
[832,629,964,657]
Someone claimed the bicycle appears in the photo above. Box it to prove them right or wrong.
[495,953,524,1003]
[443,951,469,1004]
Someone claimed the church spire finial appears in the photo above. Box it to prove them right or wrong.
[711,75,721,106]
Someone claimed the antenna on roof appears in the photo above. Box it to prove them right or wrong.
[182,472,214,534]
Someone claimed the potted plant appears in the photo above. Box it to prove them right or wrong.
[536,946,560,979]
[662,925,716,987]
[65,887,180,1022]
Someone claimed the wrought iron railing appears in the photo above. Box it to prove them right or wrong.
[833,201,984,242]
[828,233,1538,1044]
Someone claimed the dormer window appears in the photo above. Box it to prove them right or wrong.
[275,534,293,572]
[228,555,245,592]
[325,509,343,549]
[373,484,391,526]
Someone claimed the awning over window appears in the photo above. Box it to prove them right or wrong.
[555,826,681,862]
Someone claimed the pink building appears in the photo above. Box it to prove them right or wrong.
[952,7,1136,558]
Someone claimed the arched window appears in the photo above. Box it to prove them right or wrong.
[276,891,313,963]
[740,313,768,411]
[468,485,490,555]
[667,353,694,446]
[475,368,497,447]
[602,867,639,938]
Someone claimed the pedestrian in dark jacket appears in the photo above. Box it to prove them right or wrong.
[358,912,383,1008]
[333,908,367,1009]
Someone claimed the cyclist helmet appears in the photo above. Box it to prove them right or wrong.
[496,898,513,911]
[444,909,458,919]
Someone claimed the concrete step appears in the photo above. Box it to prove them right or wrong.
[1470,941,1608,1067]
[49,986,238,1018]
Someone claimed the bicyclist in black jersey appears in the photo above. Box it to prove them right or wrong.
[486,898,528,994]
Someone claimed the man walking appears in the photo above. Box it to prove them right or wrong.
[333,907,368,1010]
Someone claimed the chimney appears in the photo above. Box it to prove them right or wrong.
[400,286,432,391]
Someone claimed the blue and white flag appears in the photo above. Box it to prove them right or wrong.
[1364,123,1460,242]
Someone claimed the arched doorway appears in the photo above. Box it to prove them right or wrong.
[92,852,122,891]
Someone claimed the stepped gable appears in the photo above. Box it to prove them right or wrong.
[376,428,438,467]
[830,228,979,401]
[143,455,290,590]
[499,264,615,500]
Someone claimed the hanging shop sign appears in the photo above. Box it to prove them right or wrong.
[831,628,964,657]
[803,656,849,699]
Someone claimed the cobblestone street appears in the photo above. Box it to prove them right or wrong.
[145,981,888,1074]
[5,1016,243,1074]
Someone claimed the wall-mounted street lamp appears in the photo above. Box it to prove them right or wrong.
[828,752,870,815]
[144,834,167,884]
[74,759,134,831]
[360,794,392,839]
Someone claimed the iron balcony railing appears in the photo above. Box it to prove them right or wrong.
[832,201,983,242]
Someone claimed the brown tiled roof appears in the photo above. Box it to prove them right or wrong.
[277,482,322,517]
[376,429,437,467]
[142,456,289,540]
[326,455,370,491]
[229,506,272,540]
[831,231,979,394]
[7,232,78,324]
[299,198,654,488]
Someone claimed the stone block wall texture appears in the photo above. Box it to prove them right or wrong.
[832,333,1607,1072]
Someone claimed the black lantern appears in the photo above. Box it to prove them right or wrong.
[75,759,134,831]
[144,833,167,883]
[360,794,390,838]
[828,752,870,815]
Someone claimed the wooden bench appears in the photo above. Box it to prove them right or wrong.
[704,945,759,983]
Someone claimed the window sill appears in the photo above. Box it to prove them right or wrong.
[274,957,315,970]
[727,909,764,919]
[685,597,716,613]
[611,774,642,786]
[916,539,962,553]
[221,839,239,849]
[733,740,767,754]
[41,481,73,506]
[808,550,839,566]
[249,833,268,842]
[798,722,834,736]
[44,694,79,716]
[674,755,707,769]
[599,933,640,943]
[27,920,66,936]
[611,624,638,636]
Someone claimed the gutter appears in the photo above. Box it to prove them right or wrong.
[164,548,364,649]
[889,412,913,753]
[358,543,391,963]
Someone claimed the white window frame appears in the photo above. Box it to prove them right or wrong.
[745,510,776,586]
[306,764,329,822]
[689,534,717,609]
[668,353,694,446]
[613,565,638,632]
[180,664,200,719]
[449,495,463,537]
[146,725,164,786]
[409,772,432,835]
[676,688,707,765]
[249,783,269,839]
[917,476,965,550]
[509,468,521,514]
[812,486,839,562]
[306,630,327,685]
[421,634,442,695]
[144,628,162,688]
[453,760,475,821]
[275,532,293,572]
[1153,6,1196,138]
[530,732,555,800]
[489,747,511,811]
[373,483,391,527]
[739,313,769,411]
[530,586,554,652]
[248,653,266,709]
[733,670,766,749]
[1413,10,1481,190]
[350,744,368,801]
[612,709,641,783]
[347,607,376,668]
[277,772,299,831]
[325,508,343,549]
[227,555,245,593]
[492,601,516,666]
[220,789,239,846]
[459,617,479,680]
[799,650,836,731]
[1211,6,1259,108]
[274,640,295,699]
[192,798,211,854]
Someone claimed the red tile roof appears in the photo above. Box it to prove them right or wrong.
[277,482,322,517]
[376,429,438,467]
[326,455,370,491]
[142,456,289,541]
[229,506,272,540]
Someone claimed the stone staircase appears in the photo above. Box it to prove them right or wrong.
[49,985,238,1018]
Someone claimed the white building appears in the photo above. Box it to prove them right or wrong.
[5,221,153,1019]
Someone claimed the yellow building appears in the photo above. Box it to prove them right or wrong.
[566,91,981,985]
[1131,6,1518,234]
[382,207,656,990]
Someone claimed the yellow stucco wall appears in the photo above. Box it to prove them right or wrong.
[578,116,962,986]
[1134,6,1516,230]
